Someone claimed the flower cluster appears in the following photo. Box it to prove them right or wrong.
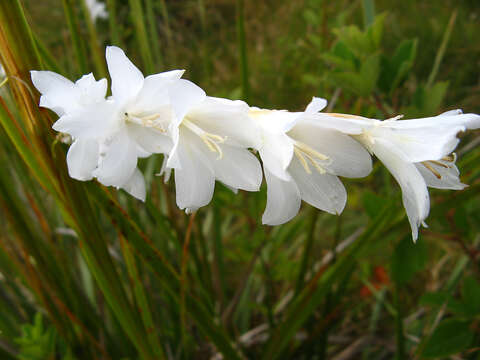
[31,46,480,241]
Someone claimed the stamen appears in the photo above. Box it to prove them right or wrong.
[422,162,442,179]
[324,113,365,120]
[442,154,455,162]
[125,112,166,132]
[387,114,404,121]
[294,148,312,174]
[294,141,329,174]
[183,119,226,159]
[429,160,449,168]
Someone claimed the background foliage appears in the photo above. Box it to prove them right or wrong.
[0,0,480,359]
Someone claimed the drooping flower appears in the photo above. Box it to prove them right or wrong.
[250,98,372,225]
[32,46,184,200]
[163,80,263,212]
[309,105,480,241]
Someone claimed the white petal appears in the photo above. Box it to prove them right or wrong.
[173,128,215,210]
[130,71,184,114]
[373,122,464,162]
[372,138,430,241]
[288,124,372,178]
[66,138,99,181]
[262,168,301,226]
[395,112,480,130]
[305,97,328,114]
[288,156,347,215]
[127,123,173,154]
[301,113,374,135]
[249,108,300,134]
[189,97,261,148]
[121,168,146,201]
[168,79,206,126]
[93,128,138,187]
[209,145,262,192]
[75,73,108,104]
[52,100,118,139]
[259,133,294,181]
[416,158,467,190]
[439,109,463,116]
[31,70,76,116]
[106,46,144,106]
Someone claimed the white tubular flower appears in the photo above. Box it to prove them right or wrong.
[165,80,262,212]
[250,98,372,226]
[310,103,480,241]
[32,46,184,201]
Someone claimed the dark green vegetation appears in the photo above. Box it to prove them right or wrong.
[1,0,480,359]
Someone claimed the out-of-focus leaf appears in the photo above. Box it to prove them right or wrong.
[421,319,473,358]
[380,38,417,93]
[362,190,386,219]
[462,276,480,316]
[391,235,427,285]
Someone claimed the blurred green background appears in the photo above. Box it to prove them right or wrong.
[0,0,480,359]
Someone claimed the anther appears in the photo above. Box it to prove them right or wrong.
[422,162,442,179]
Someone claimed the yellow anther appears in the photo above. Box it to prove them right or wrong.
[442,154,455,162]
[429,160,449,169]
[183,119,226,159]
[422,162,442,179]
[294,141,329,175]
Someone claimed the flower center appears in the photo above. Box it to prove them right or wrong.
[293,140,330,174]
[182,118,226,159]
[124,112,167,132]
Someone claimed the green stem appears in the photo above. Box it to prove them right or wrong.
[145,0,163,69]
[236,0,249,102]
[426,10,457,88]
[79,0,107,78]
[362,0,376,29]
[295,210,319,295]
[61,0,88,75]
[394,282,405,360]
[129,0,154,73]
[105,0,122,46]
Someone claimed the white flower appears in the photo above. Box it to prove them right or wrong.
[164,80,263,212]
[31,70,109,182]
[32,46,184,201]
[311,106,480,241]
[250,98,372,225]
[85,0,108,22]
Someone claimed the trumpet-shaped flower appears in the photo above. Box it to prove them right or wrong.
[32,46,184,200]
[250,98,372,225]
[309,105,480,241]
[163,80,262,212]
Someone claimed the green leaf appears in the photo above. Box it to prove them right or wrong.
[462,276,480,315]
[380,38,417,93]
[391,235,427,285]
[419,291,450,307]
[362,191,386,219]
[421,320,474,358]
